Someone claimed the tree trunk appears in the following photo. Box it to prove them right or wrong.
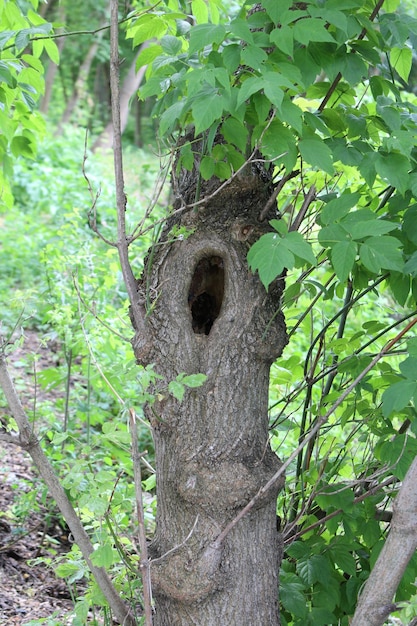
[351,454,417,626]
[132,151,288,625]
[93,44,148,151]
[56,31,105,134]
[39,7,66,115]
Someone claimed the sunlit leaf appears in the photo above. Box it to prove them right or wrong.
[390,46,412,83]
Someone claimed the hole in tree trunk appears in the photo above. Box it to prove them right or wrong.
[188,256,225,335]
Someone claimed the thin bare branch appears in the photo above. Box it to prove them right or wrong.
[213,316,417,548]
[259,170,300,222]
[318,0,386,112]
[129,408,153,626]
[0,347,136,626]
[109,0,148,346]
[289,185,316,232]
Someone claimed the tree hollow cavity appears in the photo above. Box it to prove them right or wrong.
[188,256,225,335]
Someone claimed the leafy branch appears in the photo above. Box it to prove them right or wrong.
[213,315,417,551]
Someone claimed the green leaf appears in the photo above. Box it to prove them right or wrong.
[159,100,186,135]
[331,541,357,576]
[42,38,60,64]
[132,16,168,46]
[261,121,298,172]
[297,554,330,586]
[168,380,185,402]
[241,44,268,71]
[222,43,241,73]
[0,30,16,50]
[0,62,16,87]
[347,218,397,240]
[10,135,34,158]
[221,117,248,152]
[263,80,284,109]
[318,223,349,247]
[382,380,417,417]
[359,236,403,273]
[293,18,335,44]
[248,232,295,290]
[261,0,293,24]
[192,0,209,24]
[229,18,254,45]
[192,88,224,135]
[320,192,360,225]
[270,25,294,57]
[281,231,316,266]
[236,76,264,109]
[280,97,303,134]
[390,46,412,83]
[310,607,337,624]
[331,241,357,282]
[299,138,334,174]
[136,44,163,70]
[404,251,417,277]
[376,435,417,480]
[375,152,410,195]
[280,572,308,618]
[55,562,86,582]
[91,544,117,568]
[180,373,207,388]
[404,207,417,245]
[399,357,417,380]
[200,155,215,180]
[51,432,69,445]
[161,35,182,56]
[189,23,226,54]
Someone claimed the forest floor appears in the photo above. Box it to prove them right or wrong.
[0,330,78,625]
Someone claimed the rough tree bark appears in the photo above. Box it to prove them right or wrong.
[131,149,288,625]
[351,454,417,626]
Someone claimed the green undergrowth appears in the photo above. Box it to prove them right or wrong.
[0,127,164,624]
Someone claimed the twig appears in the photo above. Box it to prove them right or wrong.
[0,431,21,445]
[150,515,199,565]
[109,0,148,337]
[289,185,316,232]
[318,0,386,112]
[3,2,162,52]
[0,347,136,626]
[212,316,417,548]
[82,132,118,248]
[259,170,300,222]
[72,274,130,343]
[129,408,153,626]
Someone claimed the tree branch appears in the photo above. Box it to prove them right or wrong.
[0,349,136,626]
[129,408,153,626]
[318,0,386,112]
[351,454,417,626]
[213,316,417,548]
[109,0,149,355]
